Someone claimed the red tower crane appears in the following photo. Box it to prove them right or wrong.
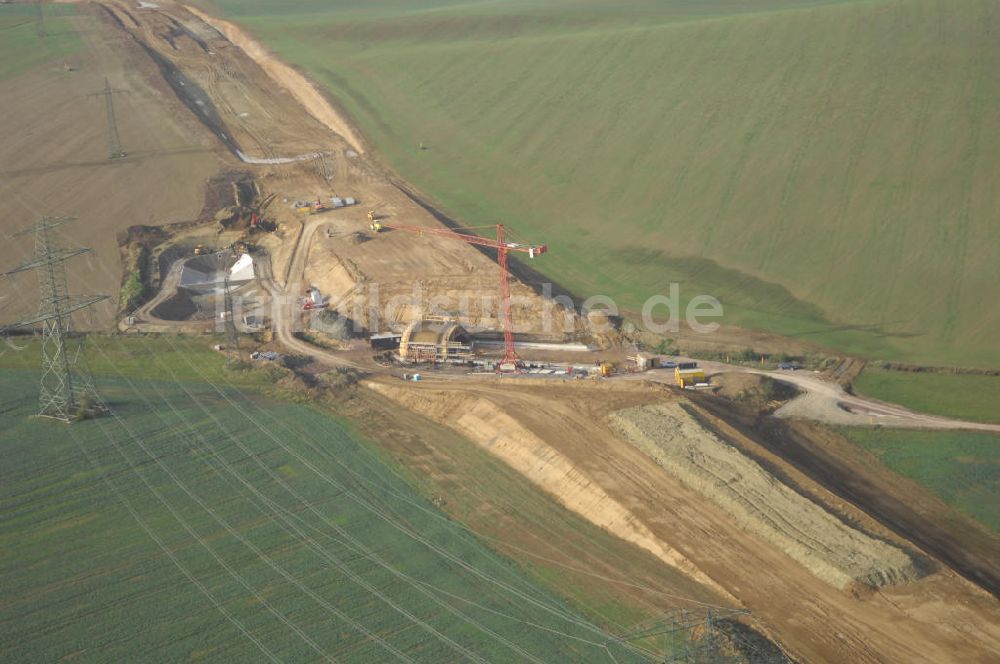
[370,220,547,370]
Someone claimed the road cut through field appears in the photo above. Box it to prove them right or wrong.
[364,379,733,600]
[361,377,1000,663]
[609,402,919,590]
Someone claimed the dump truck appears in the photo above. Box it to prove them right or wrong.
[675,365,705,388]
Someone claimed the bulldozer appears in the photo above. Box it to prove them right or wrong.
[368,220,384,233]
[230,240,254,256]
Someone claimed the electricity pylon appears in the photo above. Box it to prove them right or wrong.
[1,217,108,422]
[316,149,334,184]
[89,78,129,160]
[615,608,792,664]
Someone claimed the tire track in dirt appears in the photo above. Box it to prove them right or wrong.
[365,381,736,601]
[662,20,741,211]
[760,5,863,270]
[702,13,810,251]
[939,2,990,344]
[186,5,365,155]
[691,394,1000,600]
[609,402,919,590]
[821,2,897,290]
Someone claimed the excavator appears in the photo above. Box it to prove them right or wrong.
[249,193,277,232]
[366,200,386,224]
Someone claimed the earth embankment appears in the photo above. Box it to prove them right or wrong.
[609,403,919,589]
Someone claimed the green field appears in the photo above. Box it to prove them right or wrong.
[0,4,80,81]
[0,342,647,662]
[204,0,1000,368]
[840,427,1000,532]
[854,367,1000,424]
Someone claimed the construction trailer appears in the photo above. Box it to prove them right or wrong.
[629,352,658,371]
[330,196,357,209]
[398,318,473,363]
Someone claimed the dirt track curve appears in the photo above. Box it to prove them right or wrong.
[628,360,1000,432]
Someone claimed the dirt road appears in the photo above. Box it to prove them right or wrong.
[635,359,1000,432]
[259,207,998,434]
[185,4,366,156]
[368,378,1000,664]
[132,259,184,324]
[0,4,223,330]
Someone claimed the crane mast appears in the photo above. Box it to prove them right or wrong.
[370,221,546,370]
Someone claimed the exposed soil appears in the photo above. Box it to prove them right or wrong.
[609,403,918,590]
[328,386,750,657]
[6,3,1000,662]
[0,4,224,329]
[710,372,799,412]
[186,4,366,155]
[636,359,1000,432]
[692,393,1000,599]
[150,288,197,320]
[100,0,344,159]
[363,378,1000,663]
[364,379,729,598]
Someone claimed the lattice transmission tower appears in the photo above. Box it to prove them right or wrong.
[0,217,108,422]
[89,77,129,160]
[222,274,242,364]
[616,608,792,664]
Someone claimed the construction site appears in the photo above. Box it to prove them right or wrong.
[2,1,1000,663]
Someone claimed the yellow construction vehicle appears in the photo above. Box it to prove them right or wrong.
[230,240,253,255]
[367,209,377,222]
[294,198,329,215]
[675,364,705,388]
[369,220,383,233]
[194,244,206,256]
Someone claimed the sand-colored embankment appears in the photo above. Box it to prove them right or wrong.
[303,237,584,335]
[185,5,365,154]
[365,381,733,599]
[609,403,919,589]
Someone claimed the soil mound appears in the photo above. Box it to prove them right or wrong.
[365,381,731,597]
[711,373,799,412]
[609,403,919,589]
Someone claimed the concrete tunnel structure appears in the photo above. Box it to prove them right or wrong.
[398,319,472,362]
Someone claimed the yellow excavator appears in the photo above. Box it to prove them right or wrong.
[367,200,386,225]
